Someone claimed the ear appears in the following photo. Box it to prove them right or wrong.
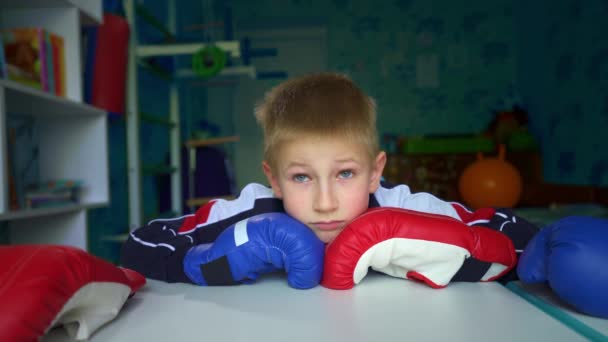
[369,151,387,193]
[262,161,283,198]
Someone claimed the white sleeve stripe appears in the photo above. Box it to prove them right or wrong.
[193,183,274,230]
[234,219,249,246]
[161,225,177,235]
[129,233,176,251]
[467,219,490,226]
[147,213,195,225]
[499,221,510,231]
[158,243,177,250]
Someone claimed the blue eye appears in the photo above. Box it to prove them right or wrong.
[293,174,310,183]
[338,170,354,179]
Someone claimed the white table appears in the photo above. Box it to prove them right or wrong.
[45,273,597,342]
[507,282,608,341]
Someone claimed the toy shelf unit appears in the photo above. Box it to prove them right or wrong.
[0,1,108,251]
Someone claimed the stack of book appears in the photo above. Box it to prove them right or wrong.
[25,180,83,209]
[0,27,66,96]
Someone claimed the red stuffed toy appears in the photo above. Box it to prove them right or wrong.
[0,245,145,341]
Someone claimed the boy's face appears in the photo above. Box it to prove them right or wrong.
[263,136,386,243]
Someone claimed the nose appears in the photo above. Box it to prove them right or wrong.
[313,182,338,213]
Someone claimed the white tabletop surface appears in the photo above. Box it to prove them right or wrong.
[45,273,593,342]
[510,282,608,337]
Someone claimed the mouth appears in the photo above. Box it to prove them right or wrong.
[312,221,344,231]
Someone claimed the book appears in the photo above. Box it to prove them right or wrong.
[49,33,66,97]
[0,34,7,79]
[6,116,40,209]
[45,31,55,94]
[6,128,19,210]
[1,28,50,91]
[25,180,83,209]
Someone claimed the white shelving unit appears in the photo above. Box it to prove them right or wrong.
[0,0,108,250]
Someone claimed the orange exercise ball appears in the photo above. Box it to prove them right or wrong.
[458,145,522,209]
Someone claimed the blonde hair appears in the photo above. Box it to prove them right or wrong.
[254,72,379,169]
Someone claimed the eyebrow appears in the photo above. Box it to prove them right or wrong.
[284,158,361,169]
[284,162,308,169]
[335,158,361,164]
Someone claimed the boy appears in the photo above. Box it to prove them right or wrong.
[120,72,538,284]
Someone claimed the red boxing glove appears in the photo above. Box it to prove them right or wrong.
[322,207,517,290]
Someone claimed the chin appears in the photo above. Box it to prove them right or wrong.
[316,231,340,244]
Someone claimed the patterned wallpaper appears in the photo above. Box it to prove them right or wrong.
[516,0,608,185]
[229,0,607,186]
[231,0,516,136]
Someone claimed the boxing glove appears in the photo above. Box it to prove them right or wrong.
[322,207,517,289]
[183,213,325,289]
[517,216,608,318]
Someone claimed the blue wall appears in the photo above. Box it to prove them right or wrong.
[516,0,608,185]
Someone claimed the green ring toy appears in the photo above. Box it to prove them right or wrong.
[192,45,227,78]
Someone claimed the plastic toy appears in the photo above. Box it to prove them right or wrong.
[192,44,227,78]
[458,144,522,209]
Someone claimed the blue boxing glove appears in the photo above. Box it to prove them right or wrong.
[517,216,608,318]
[183,213,325,289]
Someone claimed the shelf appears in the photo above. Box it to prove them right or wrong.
[100,233,129,243]
[0,0,102,25]
[137,41,241,58]
[1,79,105,118]
[140,112,176,127]
[184,135,240,148]
[0,82,109,221]
[176,66,257,79]
[0,202,107,221]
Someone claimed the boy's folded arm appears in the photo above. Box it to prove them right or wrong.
[119,183,286,283]
[120,224,195,283]
[377,182,540,252]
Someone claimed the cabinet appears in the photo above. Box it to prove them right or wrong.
[0,1,108,250]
